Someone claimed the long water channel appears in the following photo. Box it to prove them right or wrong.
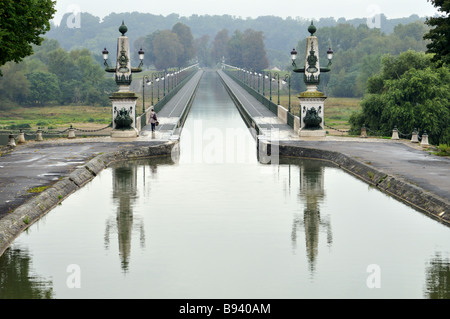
[1,70,450,299]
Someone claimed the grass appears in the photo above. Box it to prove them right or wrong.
[433,144,450,157]
[27,186,51,193]
[0,105,111,130]
[0,90,363,134]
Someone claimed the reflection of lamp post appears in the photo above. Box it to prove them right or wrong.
[291,21,334,136]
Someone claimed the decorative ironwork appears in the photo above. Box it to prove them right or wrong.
[114,107,134,129]
[103,21,143,86]
[303,107,322,129]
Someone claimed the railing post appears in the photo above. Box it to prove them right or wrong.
[420,131,429,147]
[17,129,26,144]
[360,124,367,138]
[68,125,76,139]
[35,128,43,141]
[7,132,16,147]
[411,128,419,143]
[391,126,399,140]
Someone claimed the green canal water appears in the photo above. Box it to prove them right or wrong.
[1,71,449,299]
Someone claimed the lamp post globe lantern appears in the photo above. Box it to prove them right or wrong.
[102,48,109,64]
[327,47,334,65]
[138,47,145,62]
[291,48,297,66]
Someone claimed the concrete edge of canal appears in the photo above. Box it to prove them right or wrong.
[272,142,450,227]
[0,141,178,257]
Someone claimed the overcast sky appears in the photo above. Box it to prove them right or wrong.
[52,0,439,25]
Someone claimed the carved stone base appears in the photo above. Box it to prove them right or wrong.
[299,129,326,138]
[111,128,139,138]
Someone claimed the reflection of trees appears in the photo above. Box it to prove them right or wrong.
[424,252,450,299]
[104,163,145,273]
[290,160,333,275]
[0,248,54,299]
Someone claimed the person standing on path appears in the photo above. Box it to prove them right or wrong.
[150,108,158,132]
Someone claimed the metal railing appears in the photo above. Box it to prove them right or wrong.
[223,68,279,116]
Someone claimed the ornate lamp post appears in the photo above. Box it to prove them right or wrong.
[142,76,151,113]
[282,74,292,112]
[103,21,144,137]
[291,21,333,137]
[272,72,281,105]
[265,71,272,101]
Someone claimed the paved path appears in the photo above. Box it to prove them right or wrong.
[140,70,203,140]
[0,138,167,219]
[217,69,450,205]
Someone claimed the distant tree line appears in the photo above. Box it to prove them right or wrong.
[290,21,430,98]
[0,39,116,108]
[47,12,427,69]
[134,22,196,70]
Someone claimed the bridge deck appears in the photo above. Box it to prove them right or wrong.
[217,69,298,140]
[140,70,204,140]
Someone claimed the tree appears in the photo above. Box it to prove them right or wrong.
[134,32,157,67]
[0,0,56,73]
[349,51,450,144]
[225,29,269,71]
[27,71,61,105]
[0,62,30,106]
[212,29,229,64]
[227,30,244,67]
[242,29,269,71]
[172,22,196,67]
[195,35,213,67]
[152,30,184,70]
[424,0,450,65]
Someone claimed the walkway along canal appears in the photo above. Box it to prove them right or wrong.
[0,70,449,299]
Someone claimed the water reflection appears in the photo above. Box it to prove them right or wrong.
[1,70,450,299]
[298,160,332,275]
[104,157,173,273]
[278,159,333,276]
[424,252,450,299]
[0,247,54,299]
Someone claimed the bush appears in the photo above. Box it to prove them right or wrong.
[434,144,450,156]
[7,123,32,130]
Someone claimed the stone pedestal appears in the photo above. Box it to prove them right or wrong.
[391,128,399,140]
[111,128,139,138]
[35,129,43,141]
[68,128,76,139]
[7,133,16,147]
[298,91,327,138]
[110,91,139,138]
[360,126,368,138]
[17,131,26,144]
[299,128,326,138]
[421,132,429,147]
[411,130,419,143]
